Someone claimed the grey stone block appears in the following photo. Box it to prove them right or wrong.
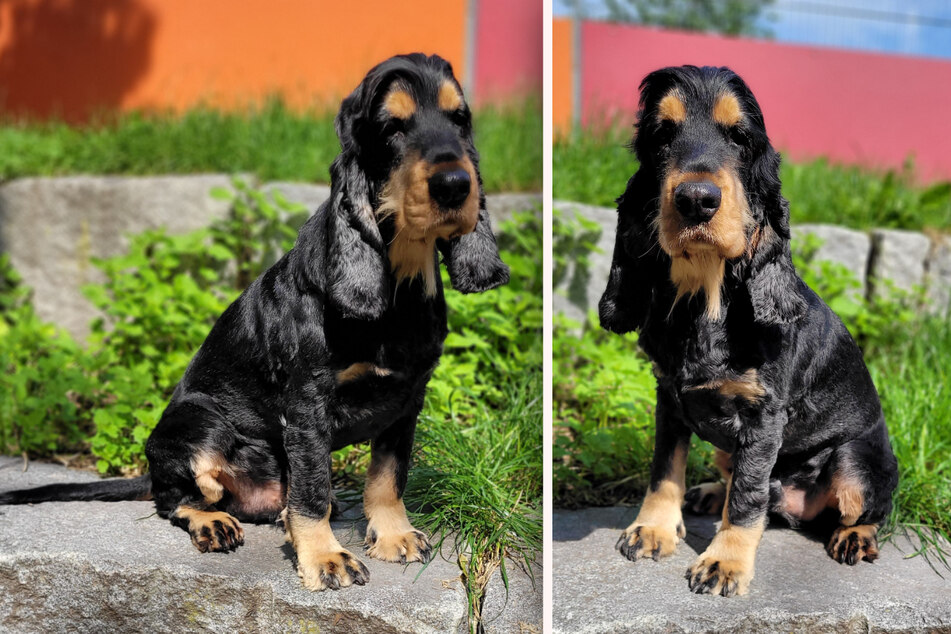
[926,239,951,315]
[0,456,468,633]
[870,228,931,297]
[260,181,331,215]
[553,507,951,633]
[0,175,247,341]
[791,223,871,294]
[553,201,617,327]
[482,562,542,634]
[485,193,542,233]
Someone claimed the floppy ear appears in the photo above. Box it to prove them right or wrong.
[323,85,389,320]
[599,171,660,333]
[744,146,806,325]
[438,202,510,293]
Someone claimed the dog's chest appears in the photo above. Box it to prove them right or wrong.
[644,309,760,450]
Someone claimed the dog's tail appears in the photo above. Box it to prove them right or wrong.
[0,474,152,505]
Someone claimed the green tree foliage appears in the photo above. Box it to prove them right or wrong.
[602,0,775,36]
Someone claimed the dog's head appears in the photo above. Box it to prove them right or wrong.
[324,53,509,320]
[600,65,805,330]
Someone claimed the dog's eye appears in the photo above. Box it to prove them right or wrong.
[655,121,677,145]
[448,108,469,127]
[725,126,746,147]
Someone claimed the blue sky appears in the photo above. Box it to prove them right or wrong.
[553,0,951,60]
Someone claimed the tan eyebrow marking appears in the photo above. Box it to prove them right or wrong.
[438,80,463,111]
[713,93,743,126]
[384,89,416,120]
[657,91,687,123]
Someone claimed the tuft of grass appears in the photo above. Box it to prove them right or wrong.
[0,97,542,192]
[554,128,951,231]
[870,316,951,562]
[406,370,542,633]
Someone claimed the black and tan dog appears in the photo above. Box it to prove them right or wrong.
[0,54,508,591]
[599,65,897,597]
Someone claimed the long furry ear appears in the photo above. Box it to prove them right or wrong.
[745,225,806,325]
[743,140,806,325]
[438,203,510,293]
[324,84,389,320]
[598,171,660,333]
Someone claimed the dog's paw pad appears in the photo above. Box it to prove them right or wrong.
[827,525,879,565]
[365,528,433,564]
[615,522,681,562]
[298,549,370,591]
[684,482,726,516]
[685,557,750,597]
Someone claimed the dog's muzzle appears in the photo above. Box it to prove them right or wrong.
[428,169,471,210]
[675,181,721,224]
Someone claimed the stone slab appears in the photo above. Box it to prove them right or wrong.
[553,201,617,327]
[791,224,871,296]
[926,239,951,315]
[870,229,932,297]
[553,506,951,633]
[0,457,468,633]
[0,175,248,341]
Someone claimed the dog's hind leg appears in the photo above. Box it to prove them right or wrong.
[826,419,897,565]
[146,406,246,553]
[363,414,433,564]
[617,392,690,561]
[684,449,731,515]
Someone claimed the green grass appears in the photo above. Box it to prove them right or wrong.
[0,97,542,193]
[554,128,951,231]
[869,317,951,558]
[408,370,542,631]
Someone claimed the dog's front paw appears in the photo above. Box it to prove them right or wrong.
[827,525,879,565]
[685,555,752,597]
[297,548,370,591]
[365,528,433,564]
[616,520,685,561]
[684,482,726,516]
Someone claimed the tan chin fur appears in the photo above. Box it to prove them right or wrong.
[669,250,726,320]
[377,153,479,296]
[658,167,752,320]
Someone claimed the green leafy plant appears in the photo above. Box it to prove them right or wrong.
[0,255,96,456]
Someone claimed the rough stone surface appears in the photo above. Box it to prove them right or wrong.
[0,457,470,633]
[926,239,951,314]
[870,228,932,297]
[0,175,246,341]
[553,201,617,326]
[482,562,542,634]
[791,224,871,295]
[553,506,951,633]
[485,193,542,230]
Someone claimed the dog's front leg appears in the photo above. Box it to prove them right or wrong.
[283,412,369,591]
[686,421,780,597]
[617,392,690,561]
[363,414,433,564]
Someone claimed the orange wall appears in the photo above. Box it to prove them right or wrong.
[552,18,573,132]
[0,0,468,120]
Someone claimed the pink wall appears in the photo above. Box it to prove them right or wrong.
[473,0,542,102]
[580,22,951,182]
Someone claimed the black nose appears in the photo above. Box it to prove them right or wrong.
[674,181,721,223]
[428,169,471,209]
